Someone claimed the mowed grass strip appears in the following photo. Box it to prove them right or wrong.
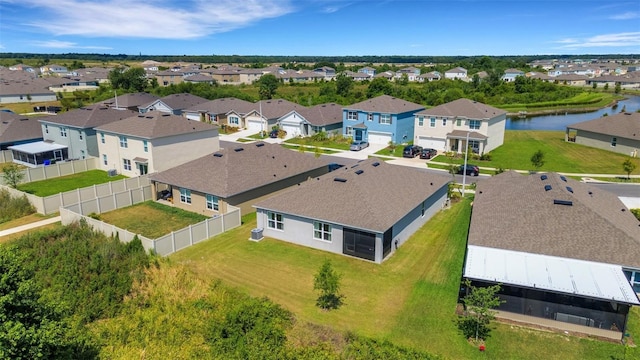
[433,130,640,175]
[98,201,209,239]
[17,169,127,197]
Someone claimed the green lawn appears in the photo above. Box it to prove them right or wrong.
[499,93,621,113]
[432,130,640,175]
[281,144,339,154]
[97,201,209,239]
[170,200,637,359]
[284,136,354,151]
[17,169,127,197]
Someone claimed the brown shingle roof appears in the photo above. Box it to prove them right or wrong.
[94,111,217,139]
[141,93,209,111]
[149,142,330,198]
[254,158,451,232]
[416,98,506,119]
[183,97,255,115]
[468,171,640,268]
[567,111,640,140]
[296,103,342,126]
[344,95,424,114]
[39,106,137,129]
[0,112,43,144]
[102,92,159,108]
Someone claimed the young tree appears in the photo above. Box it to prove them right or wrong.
[1,163,25,188]
[459,279,503,342]
[313,260,344,310]
[530,149,545,171]
[336,72,354,97]
[257,74,279,99]
[623,158,637,180]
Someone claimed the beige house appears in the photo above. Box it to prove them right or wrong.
[95,112,219,176]
[566,112,640,157]
[149,142,331,215]
[413,98,506,154]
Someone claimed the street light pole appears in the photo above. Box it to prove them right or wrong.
[461,132,469,198]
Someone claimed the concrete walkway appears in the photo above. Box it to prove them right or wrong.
[0,216,61,238]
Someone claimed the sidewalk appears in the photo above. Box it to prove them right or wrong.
[0,216,61,238]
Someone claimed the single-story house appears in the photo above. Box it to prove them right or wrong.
[138,93,209,115]
[243,99,305,134]
[182,97,255,124]
[462,171,640,339]
[277,103,343,139]
[254,158,451,263]
[149,142,332,215]
[566,111,640,157]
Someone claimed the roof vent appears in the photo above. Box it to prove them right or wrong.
[540,174,547,181]
[355,169,364,175]
[213,153,223,157]
[560,175,567,182]
[351,164,359,168]
[234,147,244,152]
[334,177,347,183]
[372,162,380,167]
[255,143,265,147]
[544,185,552,191]
[553,199,573,206]
[566,186,573,193]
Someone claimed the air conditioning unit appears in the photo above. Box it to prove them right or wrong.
[250,228,264,241]
[107,169,118,177]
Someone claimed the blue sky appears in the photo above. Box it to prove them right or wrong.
[0,0,638,56]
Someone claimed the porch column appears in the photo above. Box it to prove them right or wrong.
[565,128,569,142]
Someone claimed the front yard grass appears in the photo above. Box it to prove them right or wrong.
[97,201,209,239]
[280,144,339,154]
[432,130,640,175]
[284,135,353,151]
[170,200,637,359]
[17,169,127,197]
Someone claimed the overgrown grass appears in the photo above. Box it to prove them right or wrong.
[98,201,209,238]
[499,93,621,113]
[0,189,35,223]
[432,130,640,175]
[17,169,127,197]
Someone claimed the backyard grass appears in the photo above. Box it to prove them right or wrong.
[98,201,209,239]
[432,130,640,175]
[17,169,127,197]
[170,200,637,359]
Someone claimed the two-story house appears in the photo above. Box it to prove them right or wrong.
[94,112,219,176]
[501,68,525,82]
[342,95,425,145]
[413,98,506,154]
[243,99,305,133]
[444,67,468,80]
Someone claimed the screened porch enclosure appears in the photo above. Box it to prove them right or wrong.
[8,141,68,167]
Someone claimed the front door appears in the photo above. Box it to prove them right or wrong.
[138,163,148,175]
[354,129,364,141]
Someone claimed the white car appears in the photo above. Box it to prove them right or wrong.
[350,140,369,151]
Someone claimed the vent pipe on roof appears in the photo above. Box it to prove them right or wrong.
[334,178,347,183]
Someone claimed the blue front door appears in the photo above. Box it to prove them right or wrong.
[354,129,364,141]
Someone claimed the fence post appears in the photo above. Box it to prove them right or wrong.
[129,188,133,206]
[113,192,117,208]
[71,160,75,174]
[109,181,113,194]
[221,213,225,231]
[206,218,210,238]
[93,184,97,198]
[57,164,61,177]
[96,195,101,214]
[171,232,176,254]
[189,224,193,246]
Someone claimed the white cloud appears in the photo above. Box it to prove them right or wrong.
[554,38,578,44]
[609,11,640,20]
[15,0,294,39]
[31,40,112,50]
[557,32,640,49]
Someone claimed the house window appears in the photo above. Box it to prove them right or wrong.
[418,116,424,126]
[119,136,128,148]
[456,118,462,127]
[179,188,191,204]
[45,124,49,134]
[267,211,284,230]
[346,127,353,136]
[313,221,332,242]
[430,118,436,127]
[229,116,239,125]
[143,140,148,152]
[79,131,83,141]
[100,132,105,143]
[80,150,85,159]
[367,113,374,121]
[102,154,108,166]
[60,127,67,137]
[442,118,447,126]
[611,137,617,147]
[123,158,131,171]
[469,120,481,130]
[206,194,219,211]
[380,114,391,125]
[347,111,358,121]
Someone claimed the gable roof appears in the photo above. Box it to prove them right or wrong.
[102,92,159,108]
[446,67,467,73]
[39,106,137,129]
[468,171,640,269]
[183,97,255,115]
[344,95,424,114]
[94,111,217,139]
[149,142,330,198]
[141,93,209,111]
[0,112,43,144]
[254,158,450,233]
[248,99,306,120]
[295,103,343,126]
[415,98,506,119]
[567,111,640,140]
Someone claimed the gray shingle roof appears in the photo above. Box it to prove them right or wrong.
[344,95,424,114]
[567,111,640,140]
[468,171,640,268]
[102,92,159,108]
[0,112,43,144]
[415,98,506,119]
[39,106,138,129]
[141,93,209,111]
[296,103,343,126]
[250,99,306,120]
[254,158,451,232]
[149,142,330,198]
[183,97,255,115]
[94,111,217,139]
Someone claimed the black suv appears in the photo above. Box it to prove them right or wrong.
[419,148,437,159]
[457,164,480,176]
[403,145,422,158]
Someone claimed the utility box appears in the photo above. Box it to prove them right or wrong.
[250,228,264,241]
[107,169,118,177]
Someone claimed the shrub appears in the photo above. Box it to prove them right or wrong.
[479,153,492,161]
[631,209,640,221]
[0,189,35,223]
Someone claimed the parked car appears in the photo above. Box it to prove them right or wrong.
[457,164,480,176]
[402,145,422,158]
[420,148,437,159]
[350,140,369,151]
[270,129,286,138]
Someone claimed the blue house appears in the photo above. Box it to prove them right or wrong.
[342,95,425,145]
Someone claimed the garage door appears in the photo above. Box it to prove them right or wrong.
[281,124,300,139]
[246,120,263,132]
[417,136,446,152]
[367,132,392,145]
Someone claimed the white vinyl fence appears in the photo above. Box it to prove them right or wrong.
[0,157,99,186]
[0,150,11,163]
[0,175,150,215]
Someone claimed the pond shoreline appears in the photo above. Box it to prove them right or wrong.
[505,99,622,118]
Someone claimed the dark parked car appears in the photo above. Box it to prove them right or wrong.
[420,148,437,159]
[402,145,422,158]
[457,164,480,176]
